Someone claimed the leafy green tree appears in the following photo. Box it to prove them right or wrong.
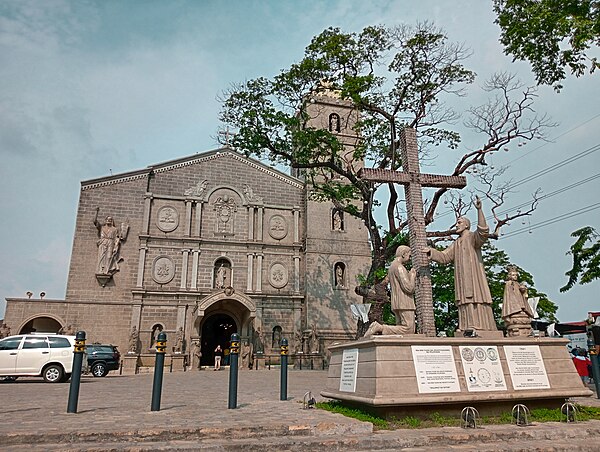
[220,23,553,325]
[560,226,600,292]
[432,242,558,336]
[493,0,600,90]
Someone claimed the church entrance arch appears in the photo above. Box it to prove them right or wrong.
[200,313,237,366]
[19,316,63,334]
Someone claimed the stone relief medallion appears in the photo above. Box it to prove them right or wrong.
[268,215,288,240]
[152,256,176,284]
[156,206,179,232]
[269,262,288,289]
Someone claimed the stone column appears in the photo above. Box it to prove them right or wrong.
[185,201,192,236]
[247,253,254,292]
[293,255,300,294]
[136,246,147,288]
[293,206,300,243]
[256,253,263,292]
[142,193,153,234]
[248,206,255,241]
[191,250,200,290]
[180,249,190,290]
[256,207,264,242]
[194,202,203,237]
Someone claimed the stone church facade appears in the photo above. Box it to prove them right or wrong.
[3,95,371,367]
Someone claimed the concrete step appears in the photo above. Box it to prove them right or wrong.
[4,421,600,452]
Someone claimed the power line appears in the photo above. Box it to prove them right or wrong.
[501,203,600,239]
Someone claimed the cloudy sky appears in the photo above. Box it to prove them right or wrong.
[1,0,598,322]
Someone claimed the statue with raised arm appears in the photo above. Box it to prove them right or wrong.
[94,207,129,276]
[128,326,139,354]
[423,196,497,333]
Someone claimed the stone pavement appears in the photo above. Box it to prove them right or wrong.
[1,369,599,451]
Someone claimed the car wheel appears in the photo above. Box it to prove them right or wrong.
[43,364,64,383]
[92,362,108,377]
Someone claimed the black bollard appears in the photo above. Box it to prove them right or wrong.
[228,333,240,409]
[151,331,167,411]
[588,335,600,398]
[280,338,288,401]
[67,331,86,413]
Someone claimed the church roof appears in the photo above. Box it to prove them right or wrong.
[81,147,304,191]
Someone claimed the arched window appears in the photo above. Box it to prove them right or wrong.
[214,258,232,289]
[334,262,346,288]
[272,325,282,349]
[328,113,341,132]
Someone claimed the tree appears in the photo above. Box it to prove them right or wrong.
[220,23,553,328]
[432,242,558,336]
[560,226,600,291]
[493,0,600,90]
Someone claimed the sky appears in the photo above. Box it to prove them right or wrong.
[0,0,598,323]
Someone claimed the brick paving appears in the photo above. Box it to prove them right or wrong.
[1,369,599,451]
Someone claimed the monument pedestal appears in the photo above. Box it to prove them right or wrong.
[322,336,592,417]
[122,354,140,375]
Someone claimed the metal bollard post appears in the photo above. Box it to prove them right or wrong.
[67,331,86,414]
[228,333,240,409]
[151,331,167,411]
[588,335,600,398]
[280,338,288,401]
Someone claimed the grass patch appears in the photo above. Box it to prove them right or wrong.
[315,401,389,429]
[316,403,600,429]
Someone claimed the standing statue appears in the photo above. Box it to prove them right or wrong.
[0,322,11,339]
[423,196,497,333]
[335,264,345,288]
[332,210,343,231]
[174,327,184,353]
[502,266,534,336]
[128,326,139,354]
[308,324,319,354]
[294,331,303,354]
[215,264,227,288]
[388,245,416,331]
[94,207,129,276]
[192,342,202,369]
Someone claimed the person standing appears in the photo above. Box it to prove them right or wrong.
[214,345,223,371]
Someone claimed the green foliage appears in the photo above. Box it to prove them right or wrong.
[560,226,600,292]
[315,401,389,428]
[494,0,600,90]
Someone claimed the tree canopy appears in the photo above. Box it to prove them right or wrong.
[560,226,600,291]
[493,0,600,90]
[220,23,554,328]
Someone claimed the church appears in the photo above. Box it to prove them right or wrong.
[3,94,371,367]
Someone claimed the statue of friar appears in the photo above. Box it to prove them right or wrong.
[423,196,497,333]
[502,266,534,336]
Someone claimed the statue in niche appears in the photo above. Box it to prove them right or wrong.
[334,263,345,288]
[94,207,129,277]
[213,194,237,235]
[294,331,303,354]
[184,179,209,197]
[254,326,265,353]
[215,264,227,288]
[332,209,343,231]
[174,327,184,353]
[502,266,534,337]
[423,196,497,333]
[329,113,341,132]
[128,326,139,354]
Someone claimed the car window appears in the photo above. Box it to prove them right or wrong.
[0,337,22,350]
[48,337,72,348]
[23,336,49,349]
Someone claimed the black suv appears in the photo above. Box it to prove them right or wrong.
[86,344,120,377]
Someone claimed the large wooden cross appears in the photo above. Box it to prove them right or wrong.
[360,127,467,337]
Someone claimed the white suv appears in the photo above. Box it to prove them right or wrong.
[0,334,81,383]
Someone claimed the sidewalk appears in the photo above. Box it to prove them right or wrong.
[1,369,599,451]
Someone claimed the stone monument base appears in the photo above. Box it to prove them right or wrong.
[321,336,592,418]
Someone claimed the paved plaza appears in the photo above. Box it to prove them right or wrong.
[1,369,599,451]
